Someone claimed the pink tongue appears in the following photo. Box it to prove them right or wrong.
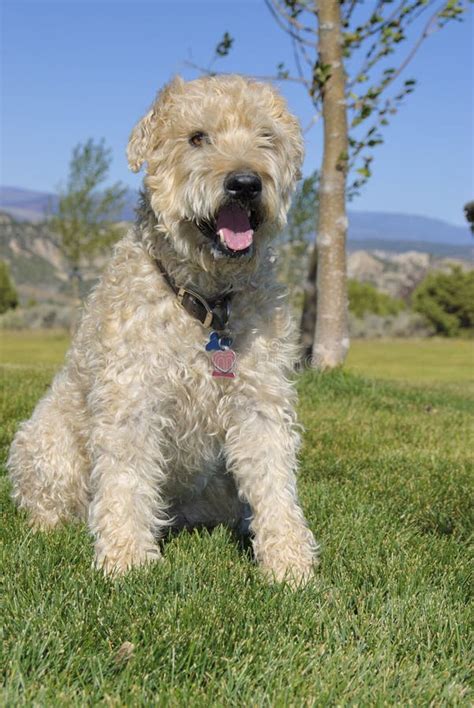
[216,204,254,251]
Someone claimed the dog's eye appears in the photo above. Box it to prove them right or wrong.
[189,131,209,147]
[259,131,275,147]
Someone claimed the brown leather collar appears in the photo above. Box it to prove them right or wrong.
[155,258,232,332]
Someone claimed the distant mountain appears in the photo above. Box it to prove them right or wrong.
[1,209,472,306]
[0,187,59,222]
[347,211,469,246]
[0,186,136,223]
[0,185,471,250]
[346,239,472,260]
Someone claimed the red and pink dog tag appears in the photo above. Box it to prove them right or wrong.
[205,331,236,379]
[211,349,236,378]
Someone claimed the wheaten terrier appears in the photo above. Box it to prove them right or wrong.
[8,75,318,585]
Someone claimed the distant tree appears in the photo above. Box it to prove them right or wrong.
[50,138,127,300]
[278,173,318,320]
[464,201,474,235]
[0,260,19,314]
[348,280,405,319]
[283,172,321,361]
[286,172,319,244]
[412,266,474,336]
[195,0,469,369]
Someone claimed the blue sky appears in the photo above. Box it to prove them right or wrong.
[1,0,473,226]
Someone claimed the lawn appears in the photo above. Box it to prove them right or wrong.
[347,338,474,395]
[1,332,472,704]
[1,330,472,391]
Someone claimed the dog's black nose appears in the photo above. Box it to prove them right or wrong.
[224,172,262,200]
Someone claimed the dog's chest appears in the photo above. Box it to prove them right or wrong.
[123,289,286,478]
[147,326,236,472]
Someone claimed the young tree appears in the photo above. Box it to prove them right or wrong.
[278,173,318,321]
[312,0,349,369]
[286,171,319,245]
[50,138,127,300]
[191,0,468,368]
[280,171,320,360]
[0,260,18,314]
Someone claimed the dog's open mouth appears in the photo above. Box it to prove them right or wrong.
[197,203,261,258]
[216,203,254,253]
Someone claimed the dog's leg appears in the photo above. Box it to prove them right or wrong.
[87,392,167,575]
[8,373,90,529]
[226,408,318,587]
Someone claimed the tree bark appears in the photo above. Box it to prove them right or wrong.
[299,247,317,365]
[312,0,349,370]
[70,266,82,335]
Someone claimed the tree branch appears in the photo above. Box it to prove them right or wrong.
[381,4,444,91]
[291,35,311,90]
[270,0,315,34]
[263,0,318,47]
[354,0,404,42]
[347,1,437,90]
[303,110,323,133]
[185,60,308,86]
[342,0,359,23]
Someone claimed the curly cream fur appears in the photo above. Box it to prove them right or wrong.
[8,75,318,586]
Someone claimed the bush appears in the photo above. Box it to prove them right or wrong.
[349,311,434,339]
[348,280,405,318]
[0,260,19,314]
[412,266,474,337]
[0,304,73,330]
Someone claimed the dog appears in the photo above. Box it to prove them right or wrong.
[8,75,318,586]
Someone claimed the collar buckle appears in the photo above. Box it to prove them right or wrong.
[159,262,231,332]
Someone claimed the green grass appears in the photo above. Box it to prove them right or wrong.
[1,333,473,704]
[347,338,474,395]
[0,329,69,369]
[2,331,472,390]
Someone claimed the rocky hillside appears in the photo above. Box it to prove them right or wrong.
[278,240,473,305]
[0,212,69,303]
[0,212,113,304]
[347,249,473,300]
[1,211,472,305]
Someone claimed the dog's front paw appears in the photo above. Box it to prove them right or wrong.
[257,528,319,589]
[94,542,162,576]
[260,555,317,589]
[27,512,63,532]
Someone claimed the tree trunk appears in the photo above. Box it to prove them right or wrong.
[299,246,317,365]
[70,266,82,335]
[312,0,349,370]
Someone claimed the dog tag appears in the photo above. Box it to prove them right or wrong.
[205,331,233,351]
[211,349,236,378]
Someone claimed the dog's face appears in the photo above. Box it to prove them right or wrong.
[128,75,303,261]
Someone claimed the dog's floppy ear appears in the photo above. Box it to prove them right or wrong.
[127,77,186,173]
[127,108,157,173]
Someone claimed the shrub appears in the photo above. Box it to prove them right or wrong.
[0,260,19,314]
[412,266,474,337]
[349,311,434,339]
[348,280,405,318]
[0,304,73,330]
